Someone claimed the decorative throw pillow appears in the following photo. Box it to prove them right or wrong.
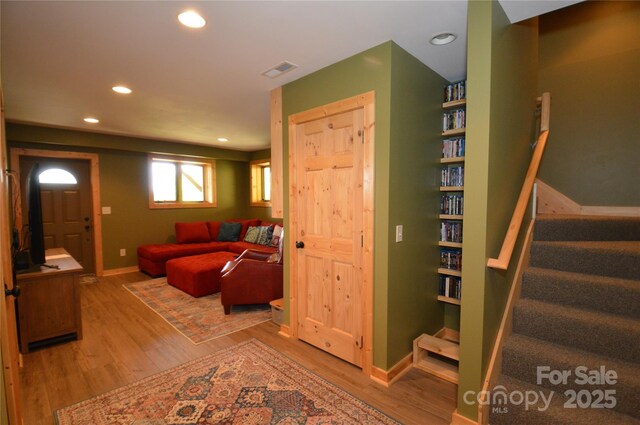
[269,224,283,247]
[175,222,211,244]
[243,226,260,244]
[255,225,272,246]
[216,222,242,242]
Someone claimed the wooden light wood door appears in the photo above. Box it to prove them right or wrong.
[294,108,365,367]
[20,157,95,274]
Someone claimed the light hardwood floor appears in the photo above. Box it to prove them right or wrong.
[19,272,457,424]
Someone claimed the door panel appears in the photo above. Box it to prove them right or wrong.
[295,108,364,367]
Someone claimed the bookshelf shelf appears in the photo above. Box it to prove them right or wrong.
[440,186,464,192]
[442,99,467,109]
[439,214,463,220]
[438,241,462,248]
[440,156,465,164]
[438,268,462,277]
[442,128,466,137]
[437,295,461,306]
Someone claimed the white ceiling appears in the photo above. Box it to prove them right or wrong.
[1,1,578,152]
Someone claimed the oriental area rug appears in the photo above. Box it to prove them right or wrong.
[124,278,271,344]
[55,339,400,424]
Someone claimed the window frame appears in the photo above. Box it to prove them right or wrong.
[250,159,271,207]
[148,154,216,209]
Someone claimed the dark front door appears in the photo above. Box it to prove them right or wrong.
[20,156,95,274]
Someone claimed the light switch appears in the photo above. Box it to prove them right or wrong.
[395,225,403,242]
[102,206,111,215]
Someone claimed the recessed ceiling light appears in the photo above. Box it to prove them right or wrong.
[217,137,228,142]
[430,32,457,46]
[112,86,132,94]
[178,10,206,29]
[84,117,99,124]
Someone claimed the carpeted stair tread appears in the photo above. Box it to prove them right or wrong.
[512,298,640,364]
[534,214,640,242]
[529,240,640,280]
[489,375,640,425]
[521,267,640,319]
[502,333,640,418]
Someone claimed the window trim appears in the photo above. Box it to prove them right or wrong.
[250,159,271,207]
[148,154,216,209]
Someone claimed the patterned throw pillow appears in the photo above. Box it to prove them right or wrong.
[243,226,260,244]
[244,226,272,245]
[269,225,283,247]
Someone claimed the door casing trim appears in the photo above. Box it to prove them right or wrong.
[10,148,103,276]
[288,91,375,377]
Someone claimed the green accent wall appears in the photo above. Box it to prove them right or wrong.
[7,124,271,270]
[387,45,446,365]
[457,1,538,420]
[282,41,445,370]
[538,1,640,206]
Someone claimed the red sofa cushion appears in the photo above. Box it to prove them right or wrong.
[166,251,238,297]
[137,242,229,262]
[227,242,277,255]
[206,221,222,240]
[175,222,211,243]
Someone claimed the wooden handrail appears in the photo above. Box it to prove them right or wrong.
[487,93,550,270]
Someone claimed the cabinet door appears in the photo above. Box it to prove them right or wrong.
[20,275,78,343]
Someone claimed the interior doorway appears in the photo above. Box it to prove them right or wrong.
[288,92,375,376]
[19,156,95,274]
[11,148,103,276]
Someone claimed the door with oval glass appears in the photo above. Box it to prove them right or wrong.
[19,157,95,274]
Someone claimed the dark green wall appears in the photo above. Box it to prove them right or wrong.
[457,1,538,420]
[7,124,270,270]
[282,41,445,369]
[538,1,640,205]
[386,45,446,366]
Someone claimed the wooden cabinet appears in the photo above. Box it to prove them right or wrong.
[16,248,83,353]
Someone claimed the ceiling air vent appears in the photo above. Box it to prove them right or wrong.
[262,61,298,79]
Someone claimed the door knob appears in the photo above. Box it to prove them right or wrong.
[295,241,305,249]
[4,284,20,298]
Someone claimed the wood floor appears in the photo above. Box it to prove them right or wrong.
[19,272,457,424]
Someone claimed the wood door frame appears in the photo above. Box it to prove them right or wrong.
[1,91,24,425]
[288,91,375,377]
[10,148,104,276]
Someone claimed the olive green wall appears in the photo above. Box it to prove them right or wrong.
[282,41,445,370]
[7,124,268,270]
[386,45,446,366]
[282,42,393,368]
[538,1,640,206]
[457,1,538,420]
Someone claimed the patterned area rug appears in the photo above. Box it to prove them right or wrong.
[55,339,400,424]
[124,278,271,344]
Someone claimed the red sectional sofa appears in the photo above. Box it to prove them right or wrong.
[137,219,278,277]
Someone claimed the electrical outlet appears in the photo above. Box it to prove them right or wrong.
[395,225,403,242]
[119,248,126,256]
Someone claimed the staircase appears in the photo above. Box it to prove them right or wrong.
[490,214,640,424]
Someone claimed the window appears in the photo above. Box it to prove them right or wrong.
[39,168,78,185]
[250,159,271,207]
[148,154,216,209]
